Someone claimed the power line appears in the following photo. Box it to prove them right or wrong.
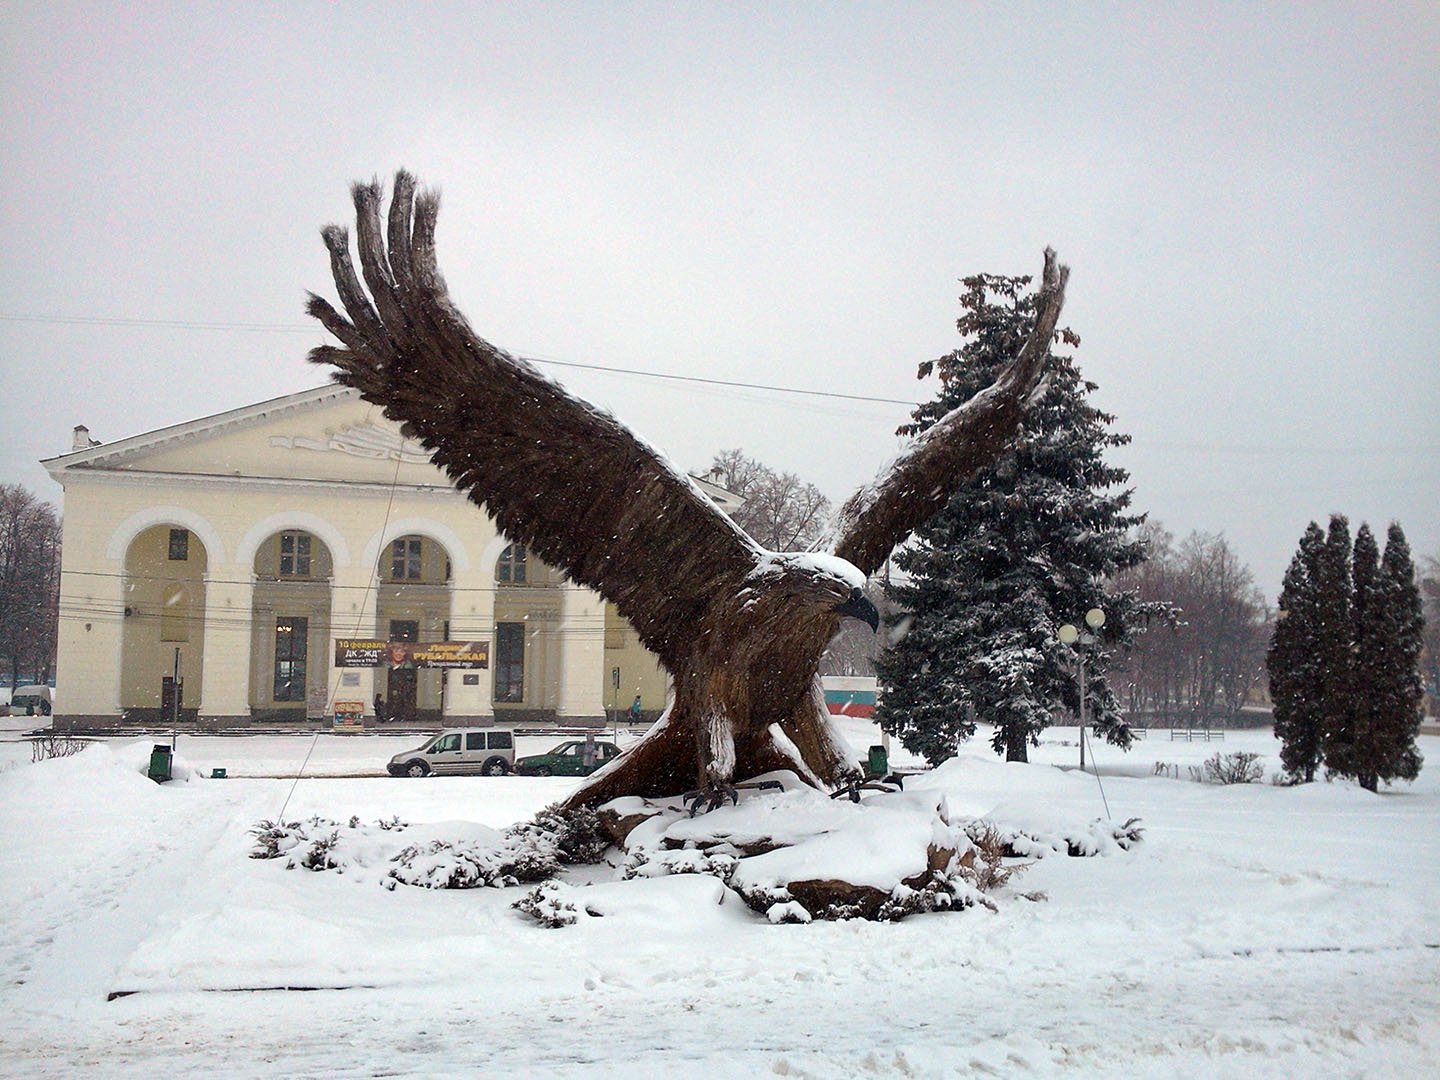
[0,310,922,408]
[0,313,318,333]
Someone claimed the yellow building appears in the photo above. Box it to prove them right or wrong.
[43,386,740,730]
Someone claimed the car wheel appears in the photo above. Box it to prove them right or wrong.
[534,765,552,777]
[405,760,430,778]
[483,758,509,777]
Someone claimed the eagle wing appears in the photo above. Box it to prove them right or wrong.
[306,173,761,670]
[820,249,1069,577]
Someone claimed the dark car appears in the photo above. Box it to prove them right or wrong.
[514,739,623,777]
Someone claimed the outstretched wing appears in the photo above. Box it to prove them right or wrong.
[819,249,1069,577]
[306,172,761,669]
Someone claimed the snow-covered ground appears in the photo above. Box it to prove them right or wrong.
[1,718,1436,1079]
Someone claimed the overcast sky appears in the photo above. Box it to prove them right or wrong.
[2,2,1436,596]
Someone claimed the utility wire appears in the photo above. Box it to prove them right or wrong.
[0,310,921,408]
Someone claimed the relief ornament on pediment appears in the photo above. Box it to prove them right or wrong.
[269,422,431,464]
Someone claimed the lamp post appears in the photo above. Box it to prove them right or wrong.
[1058,607,1105,771]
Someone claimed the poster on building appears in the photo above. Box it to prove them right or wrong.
[332,701,365,731]
[306,685,329,720]
[333,640,490,669]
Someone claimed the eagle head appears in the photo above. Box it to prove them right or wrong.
[748,552,879,634]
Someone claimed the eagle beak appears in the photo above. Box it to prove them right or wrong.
[834,588,880,633]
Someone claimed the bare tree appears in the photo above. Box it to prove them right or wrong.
[1113,527,1269,727]
[1421,552,1439,717]
[0,485,61,689]
[701,449,831,551]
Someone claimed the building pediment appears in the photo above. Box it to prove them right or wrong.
[44,385,454,490]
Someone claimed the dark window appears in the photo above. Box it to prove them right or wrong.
[168,528,189,561]
[391,537,422,580]
[465,732,485,751]
[279,532,312,577]
[273,617,308,701]
[497,544,527,585]
[432,733,460,753]
[487,730,513,750]
[494,623,524,703]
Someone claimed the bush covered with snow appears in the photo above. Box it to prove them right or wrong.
[249,814,566,889]
[512,881,580,927]
[507,802,610,865]
[963,815,1144,859]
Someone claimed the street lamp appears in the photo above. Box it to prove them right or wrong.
[1057,607,1105,771]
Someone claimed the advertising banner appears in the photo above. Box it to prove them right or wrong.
[333,639,490,669]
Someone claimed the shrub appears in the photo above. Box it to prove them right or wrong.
[512,882,579,927]
[31,734,86,762]
[1201,751,1265,785]
[508,804,610,865]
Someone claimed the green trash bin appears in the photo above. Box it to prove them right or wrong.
[866,744,889,778]
[148,744,173,784]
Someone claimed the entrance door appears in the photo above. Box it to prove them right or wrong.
[387,620,419,721]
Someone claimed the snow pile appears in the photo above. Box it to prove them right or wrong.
[591,769,1129,922]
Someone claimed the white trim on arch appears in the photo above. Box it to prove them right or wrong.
[105,506,226,563]
[360,517,471,576]
[235,512,352,569]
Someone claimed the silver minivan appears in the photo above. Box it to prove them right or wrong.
[387,728,515,777]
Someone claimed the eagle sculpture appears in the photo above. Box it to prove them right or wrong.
[308,172,1068,809]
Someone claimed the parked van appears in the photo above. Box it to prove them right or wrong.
[7,686,53,716]
[387,728,515,777]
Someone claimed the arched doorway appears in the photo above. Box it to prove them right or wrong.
[375,533,452,722]
[120,525,207,722]
[250,528,335,721]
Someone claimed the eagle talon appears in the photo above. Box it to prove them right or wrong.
[683,784,739,817]
[681,778,789,816]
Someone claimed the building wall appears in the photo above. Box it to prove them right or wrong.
[48,390,639,729]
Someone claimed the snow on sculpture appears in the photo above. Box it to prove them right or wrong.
[307,171,1068,807]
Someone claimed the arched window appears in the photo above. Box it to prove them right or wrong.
[278,531,312,577]
[496,543,527,585]
[390,536,423,580]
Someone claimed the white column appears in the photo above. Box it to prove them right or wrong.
[55,555,125,719]
[199,568,252,719]
[442,567,493,722]
[556,583,606,720]
[329,565,379,716]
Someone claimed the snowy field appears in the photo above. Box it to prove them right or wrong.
[1,718,1436,1079]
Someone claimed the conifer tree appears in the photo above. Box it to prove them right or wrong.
[1315,515,1354,754]
[1324,522,1379,784]
[874,270,1154,763]
[1271,517,1425,789]
[1269,522,1326,781]
[1356,525,1424,789]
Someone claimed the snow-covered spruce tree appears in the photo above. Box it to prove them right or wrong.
[1268,522,1328,781]
[874,270,1154,763]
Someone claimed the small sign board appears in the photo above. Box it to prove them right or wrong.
[334,639,490,669]
[332,701,365,731]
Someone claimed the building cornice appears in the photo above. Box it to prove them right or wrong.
[53,466,468,499]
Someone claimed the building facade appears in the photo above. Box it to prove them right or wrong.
[44,386,739,730]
